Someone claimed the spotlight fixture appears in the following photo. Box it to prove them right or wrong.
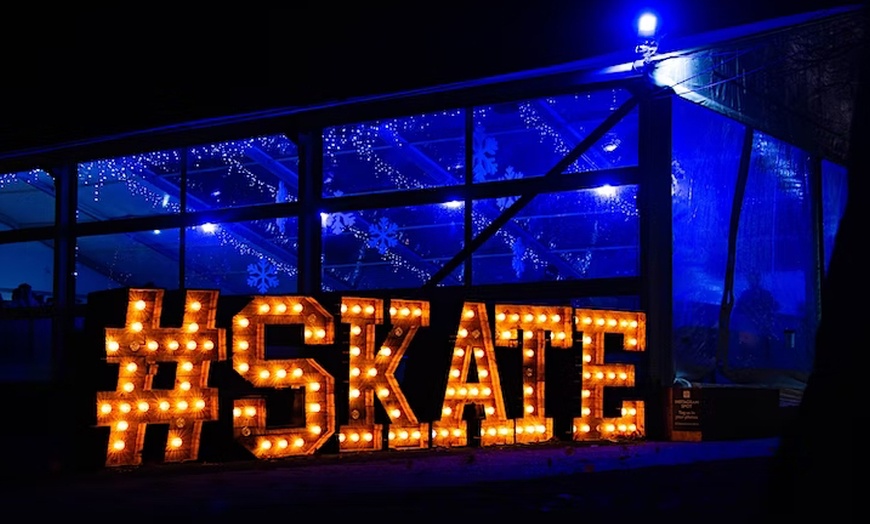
[634,11,659,71]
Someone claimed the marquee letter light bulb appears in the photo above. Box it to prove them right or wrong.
[339,297,430,452]
[573,309,646,440]
[494,304,573,443]
[433,302,508,448]
[232,296,336,458]
[97,289,226,467]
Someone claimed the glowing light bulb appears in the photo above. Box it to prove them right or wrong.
[134,300,146,311]
[170,437,183,448]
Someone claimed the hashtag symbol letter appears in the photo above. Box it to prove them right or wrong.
[96,289,226,467]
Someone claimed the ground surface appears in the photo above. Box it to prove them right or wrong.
[2,439,785,521]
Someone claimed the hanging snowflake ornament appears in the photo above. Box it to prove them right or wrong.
[472,126,498,182]
[275,181,290,235]
[496,166,524,210]
[366,216,400,254]
[511,237,526,277]
[325,212,356,235]
[247,258,279,293]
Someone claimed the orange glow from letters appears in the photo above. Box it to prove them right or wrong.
[339,298,430,451]
[97,289,226,467]
[232,296,336,458]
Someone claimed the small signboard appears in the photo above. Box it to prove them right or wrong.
[669,387,702,441]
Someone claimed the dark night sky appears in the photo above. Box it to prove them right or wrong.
[0,0,858,155]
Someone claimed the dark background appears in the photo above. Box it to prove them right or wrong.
[0,1,855,156]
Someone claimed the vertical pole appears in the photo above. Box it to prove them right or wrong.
[809,155,824,325]
[51,162,77,471]
[179,148,188,291]
[637,85,673,440]
[464,107,474,287]
[52,162,77,381]
[297,130,323,295]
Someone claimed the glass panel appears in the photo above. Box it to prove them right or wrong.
[0,241,55,382]
[0,169,55,229]
[671,99,743,383]
[729,132,815,376]
[186,135,299,211]
[75,230,180,297]
[472,187,639,285]
[78,150,182,222]
[322,203,464,291]
[323,109,466,197]
[821,160,848,273]
[0,241,54,306]
[185,218,298,295]
[472,89,638,182]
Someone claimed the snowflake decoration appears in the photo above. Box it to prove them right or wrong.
[275,181,290,234]
[496,166,524,210]
[325,212,356,235]
[247,258,279,293]
[511,237,526,277]
[367,216,400,254]
[472,126,498,182]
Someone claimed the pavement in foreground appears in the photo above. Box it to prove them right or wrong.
[2,438,785,521]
